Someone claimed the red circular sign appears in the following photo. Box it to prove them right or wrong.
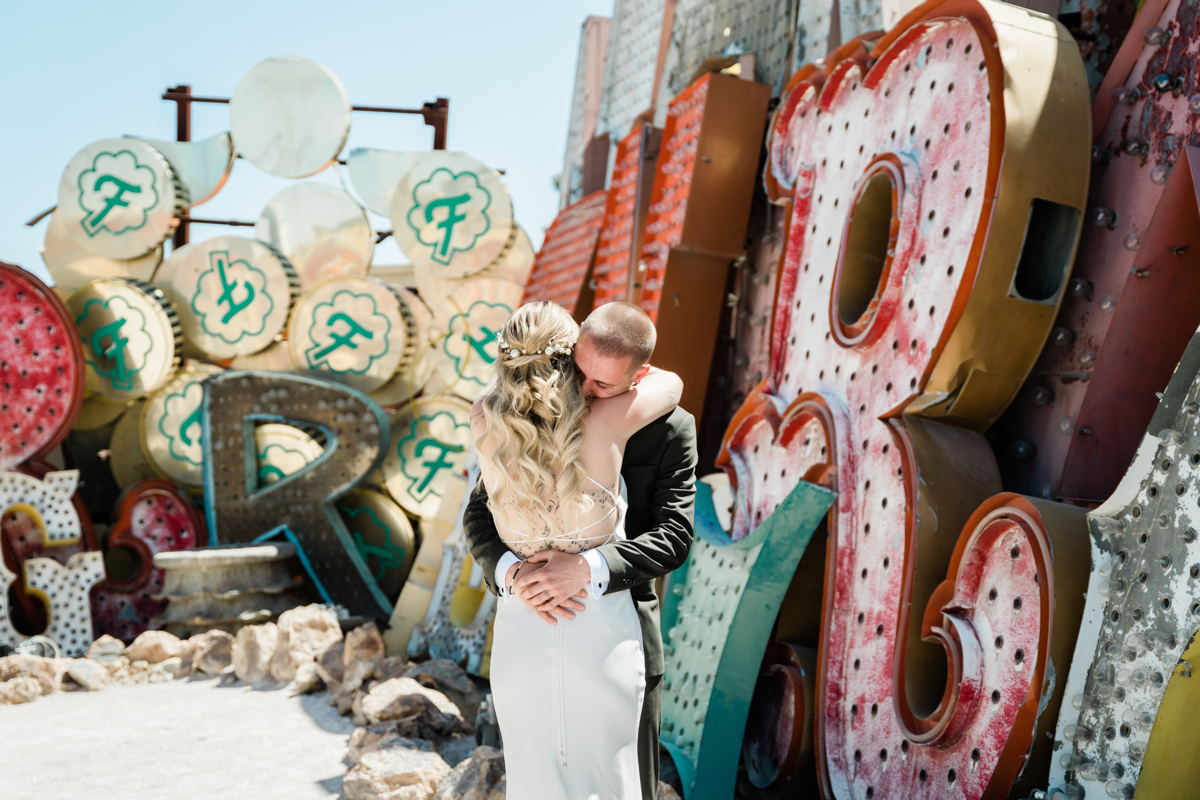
[0,262,85,471]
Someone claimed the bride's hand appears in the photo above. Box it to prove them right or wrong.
[537,590,588,625]
[515,550,592,622]
[510,560,586,624]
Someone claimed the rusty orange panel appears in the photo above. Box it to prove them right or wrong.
[521,189,607,316]
[592,125,660,307]
[638,72,770,320]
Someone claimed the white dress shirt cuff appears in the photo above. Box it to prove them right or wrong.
[495,552,521,603]
[582,549,610,598]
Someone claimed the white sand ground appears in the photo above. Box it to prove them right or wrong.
[0,677,355,800]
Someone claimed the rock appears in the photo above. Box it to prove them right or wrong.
[393,701,466,742]
[658,781,682,800]
[86,635,125,666]
[292,661,323,695]
[150,657,181,682]
[123,630,186,664]
[348,726,434,765]
[378,656,413,682]
[0,676,43,705]
[435,734,478,768]
[362,677,463,726]
[486,778,504,800]
[232,623,280,684]
[122,630,185,663]
[341,659,375,702]
[105,656,130,675]
[174,641,200,679]
[343,746,451,800]
[433,746,505,800]
[338,688,360,716]
[342,622,385,693]
[349,725,396,764]
[351,688,369,725]
[0,655,64,695]
[270,605,342,683]
[193,630,235,676]
[404,660,483,727]
[65,658,108,691]
[315,640,345,694]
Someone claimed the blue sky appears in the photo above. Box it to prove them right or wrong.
[0,0,612,280]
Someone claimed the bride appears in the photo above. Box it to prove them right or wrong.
[470,301,682,799]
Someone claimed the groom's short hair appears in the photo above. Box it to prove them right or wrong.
[580,302,656,367]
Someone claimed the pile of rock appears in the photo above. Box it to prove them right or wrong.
[289,620,503,799]
[0,609,689,800]
[0,629,189,703]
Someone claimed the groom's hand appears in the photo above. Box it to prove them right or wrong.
[515,550,592,620]
[509,558,586,624]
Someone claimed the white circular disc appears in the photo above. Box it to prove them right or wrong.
[287,276,411,392]
[42,210,162,297]
[161,236,298,360]
[347,148,420,217]
[255,182,373,289]
[430,278,525,400]
[57,138,185,260]
[230,56,351,178]
[141,362,225,488]
[370,285,437,407]
[380,396,474,519]
[390,152,514,279]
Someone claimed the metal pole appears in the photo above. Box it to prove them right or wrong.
[423,98,449,150]
[159,85,450,248]
[166,84,192,249]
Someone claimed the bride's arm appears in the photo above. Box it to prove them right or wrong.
[590,367,683,439]
[464,397,516,597]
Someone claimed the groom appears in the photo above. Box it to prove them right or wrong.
[462,301,697,800]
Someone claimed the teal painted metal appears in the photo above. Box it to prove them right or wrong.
[253,524,335,607]
[660,478,835,800]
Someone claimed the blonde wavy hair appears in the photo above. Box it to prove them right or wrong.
[479,302,592,531]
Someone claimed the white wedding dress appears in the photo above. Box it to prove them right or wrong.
[489,477,646,800]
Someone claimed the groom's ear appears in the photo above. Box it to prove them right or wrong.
[633,363,652,383]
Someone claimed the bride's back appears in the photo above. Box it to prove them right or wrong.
[470,302,681,556]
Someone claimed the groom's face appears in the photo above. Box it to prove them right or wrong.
[574,334,642,399]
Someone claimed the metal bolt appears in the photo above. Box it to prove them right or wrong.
[1068,278,1093,299]
[1113,86,1141,105]
[1052,327,1077,346]
[1031,385,1055,405]
[1090,207,1119,229]
[1144,25,1170,46]
[1154,73,1185,94]
[1012,440,1037,459]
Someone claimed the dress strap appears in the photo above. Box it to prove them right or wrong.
[489,473,626,545]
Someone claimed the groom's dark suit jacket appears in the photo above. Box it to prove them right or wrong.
[462,407,697,677]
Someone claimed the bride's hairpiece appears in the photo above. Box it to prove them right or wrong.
[496,334,577,362]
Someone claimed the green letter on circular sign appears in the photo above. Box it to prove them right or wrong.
[406,168,492,266]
